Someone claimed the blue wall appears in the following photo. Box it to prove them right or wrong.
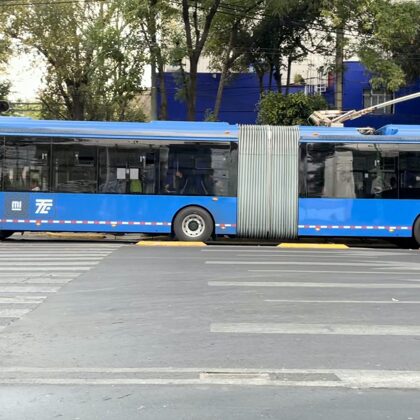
[326,61,420,128]
[159,62,420,127]
[159,72,304,124]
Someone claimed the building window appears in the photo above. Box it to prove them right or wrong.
[362,89,395,114]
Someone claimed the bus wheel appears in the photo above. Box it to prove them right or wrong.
[413,217,420,247]
[0,231,14,240]
[173,207,213,242]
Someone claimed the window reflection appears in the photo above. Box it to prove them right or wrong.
[301,142,401,199]
[2,137,50,192]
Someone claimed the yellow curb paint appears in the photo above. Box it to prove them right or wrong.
[277,243,349,249]
[136,241,206,247]
[46,232,106,239]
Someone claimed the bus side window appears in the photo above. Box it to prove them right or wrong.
[160,143,235,197]
[98,146,157,194]
[3,136,50,192]
[399,146,420,199]
[52,141,97,193]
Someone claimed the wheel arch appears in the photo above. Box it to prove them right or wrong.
[412,213,420,245]
[171,204,216,236]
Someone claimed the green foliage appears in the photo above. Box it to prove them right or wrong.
[204,108,218,122]
[0,80,11,99]
[357,0,420,91]
[4,1,147,121]
[257,92,327,125]
[293,74,305,85]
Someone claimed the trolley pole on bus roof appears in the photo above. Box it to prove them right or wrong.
[309,91,420,127]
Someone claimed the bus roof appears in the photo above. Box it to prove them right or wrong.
[0,118,238,142]
[0,117,419,142]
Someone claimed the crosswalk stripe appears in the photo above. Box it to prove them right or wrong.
[0,257,107,261]
[0,286,60,293]
[0,253,112,257]
[0,298,45,304]
[0,267,92,271]
[0,309,32,318]
[0,261,98,266]
[0,243,120,333]
[0,278,72,284]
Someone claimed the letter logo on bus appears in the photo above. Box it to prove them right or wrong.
[35,199,53,214]
[11,201,22,211]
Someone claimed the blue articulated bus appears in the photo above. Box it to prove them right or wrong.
[0,118,420,245]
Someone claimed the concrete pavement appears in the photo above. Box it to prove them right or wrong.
[0,240,420,418]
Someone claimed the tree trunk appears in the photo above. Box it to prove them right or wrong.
[187,59,198,120]
[157,59,167,120]
[258,73,264,95]
[214,59,231,120]
[149,0,158,120]
[285,56,292,96]
[71,90,85,120]
[274,65,282,93]
[335,25,345,110]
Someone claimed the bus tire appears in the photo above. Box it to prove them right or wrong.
[173,206,213,242]
[0,231,14,240]
[413,217,420,247]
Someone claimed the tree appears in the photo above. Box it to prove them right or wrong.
[357,0,420,91]
[4,1,147,121]
[243,1,323,95]
[176,0,222,120]
[123,0,177,120]
[319,0,379,109]
[206,0,263,119]
[257,91,327,125]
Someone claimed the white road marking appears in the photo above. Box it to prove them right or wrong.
[0,262,98,266]
[206,261,420,268]
[0,257,108,261]
[0,308,32,318]
[208,281,420,289]
[265,299,420,304]
[0,252,112,256]
[0,247,121,251]
[0,278,72,284]
[0,286,60,293]
[0,298,44,304]
[0,367,420,389]
[0,267,92,271]
[202,249,413,256]
[248,269,420,275]
[234,254,379,258]
[210,323,420,336]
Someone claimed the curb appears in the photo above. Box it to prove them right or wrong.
[136,241,207,247]
[46,232,107,240]
[278,243,349,249]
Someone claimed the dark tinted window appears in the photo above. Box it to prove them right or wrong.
[302,142,399,199]
[52,140,97,193]
[98,144,157,194]
[159,143,237,196]
[399,144,420,199]
[2,137,50,192]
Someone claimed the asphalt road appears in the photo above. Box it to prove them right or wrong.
[0,238,420,419]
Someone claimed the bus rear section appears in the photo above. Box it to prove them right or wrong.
[236,125,420,245]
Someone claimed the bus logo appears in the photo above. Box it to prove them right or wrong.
[11,201,22,211]
[35,199,53,214]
